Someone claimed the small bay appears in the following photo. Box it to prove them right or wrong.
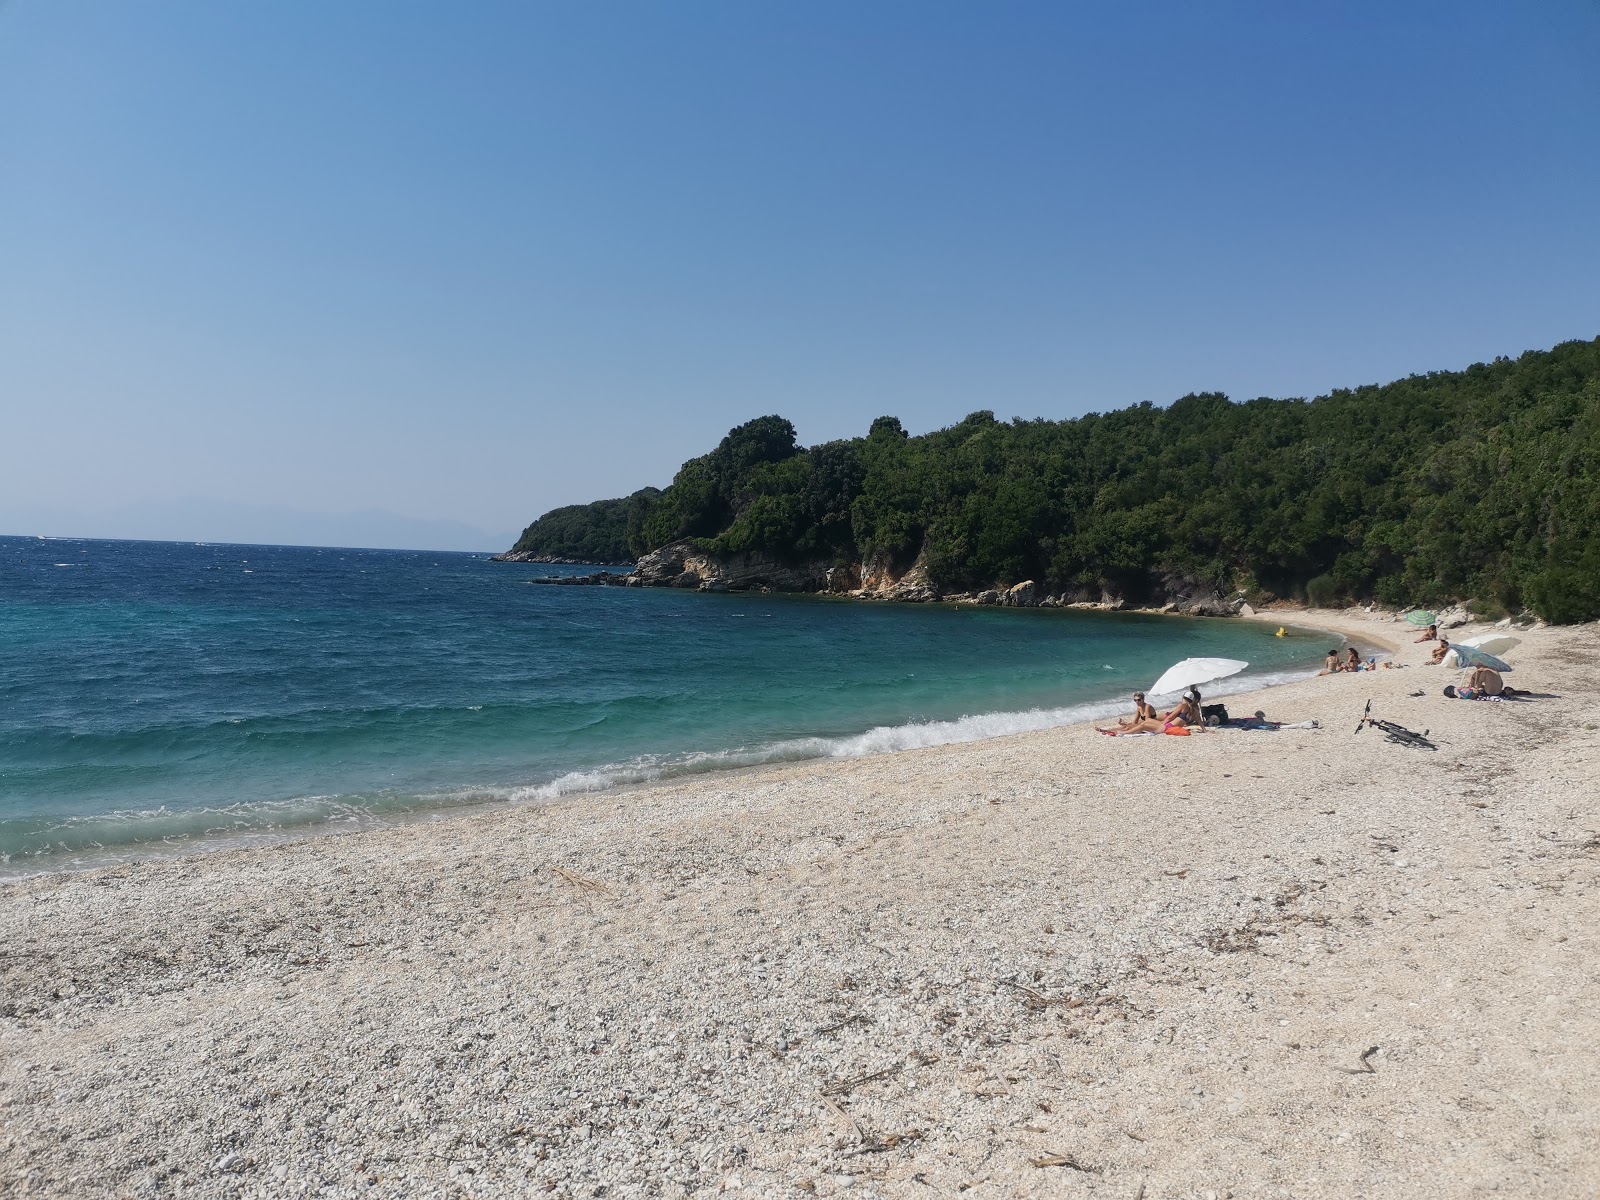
[0,535,1325,873]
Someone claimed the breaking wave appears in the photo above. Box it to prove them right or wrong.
[1,663,1322,879]
[516,662,1322,800]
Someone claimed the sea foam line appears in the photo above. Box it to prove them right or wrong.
[516,663,1322,800]
[1,663,1322,878]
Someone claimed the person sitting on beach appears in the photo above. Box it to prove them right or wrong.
[1162,687,1204,730]
[1320,649,1341,675]
[1415,623,1438,642]
[1429,637,1451,665]
[1097,691,1163,735]
[1466,665,1505,696]
[1344,648,1362,672]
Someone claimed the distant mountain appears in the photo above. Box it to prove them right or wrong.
[0,498,515,553]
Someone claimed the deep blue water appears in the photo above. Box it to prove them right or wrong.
[0,535,1326,872]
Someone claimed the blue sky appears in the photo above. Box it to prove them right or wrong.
[2,1,1597,550]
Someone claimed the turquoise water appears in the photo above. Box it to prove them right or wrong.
[0,535,1326,873]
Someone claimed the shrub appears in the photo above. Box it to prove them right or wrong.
[1527,566,1600,625]
[1305,574,1340,608]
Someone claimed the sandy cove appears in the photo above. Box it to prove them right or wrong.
[3,612,1597,1199]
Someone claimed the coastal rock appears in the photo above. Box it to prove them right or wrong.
[632,542,692,584]
[1154,570,1234,617]
[1052,584,1126,610]
[851,550,935,602]
[524,539,1242,620]
[882,558,938,602]
[684,548,830,593]
[612,540,833,594]
[1000,580,1039,607]
[531,570,634,586]
[825,564,862,594]
[852,546,938,602]
[491,551,633,566]
[854,553,901,596]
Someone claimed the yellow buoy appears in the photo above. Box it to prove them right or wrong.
[1275,626,1286,637]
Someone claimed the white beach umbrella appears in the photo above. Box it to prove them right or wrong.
[1458,633,1521,657]
[1150,657,1248,696]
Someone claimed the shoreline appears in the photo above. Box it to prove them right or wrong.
[3,616,1595,1195]
[1241,605,1408,653]
[1,608,1368,885]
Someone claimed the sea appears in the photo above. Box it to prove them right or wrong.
[0,535,1330,876]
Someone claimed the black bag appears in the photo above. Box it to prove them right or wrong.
[1201,703,1229,726]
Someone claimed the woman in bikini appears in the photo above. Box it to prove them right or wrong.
[1162,687,1204,730]
[1098,691,1163,735]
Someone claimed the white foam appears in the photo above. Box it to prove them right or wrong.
[4,661,1326,878]
[524,662,1324,801]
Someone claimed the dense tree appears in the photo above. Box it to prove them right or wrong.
[509,488,659,562]
[507,337,1600,621]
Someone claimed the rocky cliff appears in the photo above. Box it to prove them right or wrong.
[520,540,1243,615]
[631,542,833,593]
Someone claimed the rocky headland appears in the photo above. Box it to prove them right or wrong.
[516,540,1243,616]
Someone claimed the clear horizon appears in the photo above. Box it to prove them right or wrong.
[3,2,1598,550]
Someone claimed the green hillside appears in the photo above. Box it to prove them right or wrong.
[510,337,1600,621]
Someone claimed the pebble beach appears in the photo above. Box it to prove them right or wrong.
[3,609,1597,1198]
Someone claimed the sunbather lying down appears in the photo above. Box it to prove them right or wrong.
[1217,710,1321,730]
[1229,710,1277,728]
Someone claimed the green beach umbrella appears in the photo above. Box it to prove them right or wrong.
[1405,609,1436,626]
